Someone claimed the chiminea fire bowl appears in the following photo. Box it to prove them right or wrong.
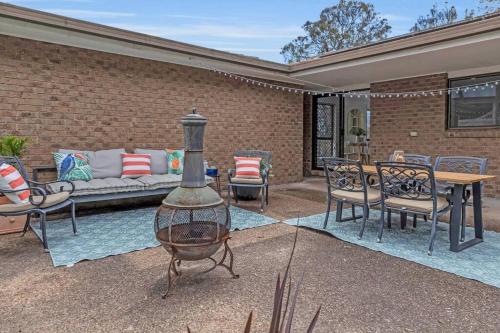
[154,202,239,298]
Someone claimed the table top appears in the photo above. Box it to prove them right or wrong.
[361,165,496,185]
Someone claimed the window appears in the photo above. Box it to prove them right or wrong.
[448,74,500,128]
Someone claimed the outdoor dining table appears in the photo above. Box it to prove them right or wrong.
[361,165,496,252]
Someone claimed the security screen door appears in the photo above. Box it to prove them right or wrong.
[313,96,340,169]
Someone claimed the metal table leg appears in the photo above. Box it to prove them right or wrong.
[449,182,484,252]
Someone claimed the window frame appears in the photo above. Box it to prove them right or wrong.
[447,72,500,129]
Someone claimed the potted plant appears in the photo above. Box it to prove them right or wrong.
[349,126,366,143]
[0,135,29,234]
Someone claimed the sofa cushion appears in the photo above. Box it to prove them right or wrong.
[137,174,213,190]
[121,153,152,178]
[92,149,126,178]
[134,149,168,175]
[47,178,145,196]
[53,152,93,181]
[59,148,125,179]
[166,149,184,175]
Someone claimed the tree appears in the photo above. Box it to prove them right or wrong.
[479,0,500,13]
[410,2,474,32]
[280,0,391,63]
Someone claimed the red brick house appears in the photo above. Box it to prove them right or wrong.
[1,3,500,196]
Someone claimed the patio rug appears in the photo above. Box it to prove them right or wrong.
[285,208,500,288]
[32,206,278,267]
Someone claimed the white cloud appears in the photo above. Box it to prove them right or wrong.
[108,23,301,39]
[43,9,135,19]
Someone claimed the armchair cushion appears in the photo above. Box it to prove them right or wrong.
[230,177,263,185]
[0,192,69,213]
[234,157,261,179]
[0,163,30,204]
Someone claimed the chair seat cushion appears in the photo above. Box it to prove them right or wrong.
[384,196,449,213]
[230,177,263,185]
[331,187,381,205]
[0,192,69,213]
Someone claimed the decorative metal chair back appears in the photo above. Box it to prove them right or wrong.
[322,157,367,194]
[376,161,437,203]
[0,155,29,180]
[233,150,272,172]
[434,156,487,175]
[388,153,431,165]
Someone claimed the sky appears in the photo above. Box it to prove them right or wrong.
[5,0,485,63]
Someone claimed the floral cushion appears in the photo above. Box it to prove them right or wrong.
[53,153,93,182]
[166,149,184,175]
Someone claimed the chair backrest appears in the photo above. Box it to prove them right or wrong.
[233,150,272,166]
[388,152,431,165]
[322,157,367,194]
[434,156,487,175]
[0,155,29,180]
[376,161,437,203]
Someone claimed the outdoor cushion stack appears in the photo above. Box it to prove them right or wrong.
[48,148,211,197]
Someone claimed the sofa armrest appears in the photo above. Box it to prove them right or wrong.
[32,166,57,182]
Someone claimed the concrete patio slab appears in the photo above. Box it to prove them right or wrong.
[0,184,499,332]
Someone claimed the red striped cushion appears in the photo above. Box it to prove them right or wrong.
[0,163,30,204]
[234,157,262,179]
[121,153,152,178]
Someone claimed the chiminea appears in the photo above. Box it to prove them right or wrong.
[154,108,239,298]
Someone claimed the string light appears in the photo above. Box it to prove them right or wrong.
[202,63,499,98]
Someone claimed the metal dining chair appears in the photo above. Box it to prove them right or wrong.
[0,155,77,251]
[387,152,432,228]
[388,152,431,165]
[434,156,487,242]
[322,157,381,239]
[376,161,451,255]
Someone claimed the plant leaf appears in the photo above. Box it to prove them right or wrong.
[244,312,253,333]
[306,306,322,333]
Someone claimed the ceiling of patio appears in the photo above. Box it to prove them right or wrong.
[290,30,500,90]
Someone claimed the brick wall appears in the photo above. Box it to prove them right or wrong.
[0,35,304,185]
[370,73,500,197]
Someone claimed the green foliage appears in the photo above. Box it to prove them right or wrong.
[479,0,500,13]
[349,126,366,137]
[281,0,391,63]
[0,136,29,157]
[409,0,500,33]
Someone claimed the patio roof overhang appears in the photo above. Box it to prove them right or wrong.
[2,3,500,92]
[289,13,500,90]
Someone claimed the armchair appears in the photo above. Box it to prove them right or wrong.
[0,156,77,251]
[227,150,271,212]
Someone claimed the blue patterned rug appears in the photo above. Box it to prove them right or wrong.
[32,206,278,267]
[285,208,500,288]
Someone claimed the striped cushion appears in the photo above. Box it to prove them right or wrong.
[0,163,30,204]
[121,153,152,179]
[234,156,262,179]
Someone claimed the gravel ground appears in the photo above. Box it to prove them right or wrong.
[0,187,499,332]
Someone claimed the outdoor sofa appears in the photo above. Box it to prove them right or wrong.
[33,148,212,206]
